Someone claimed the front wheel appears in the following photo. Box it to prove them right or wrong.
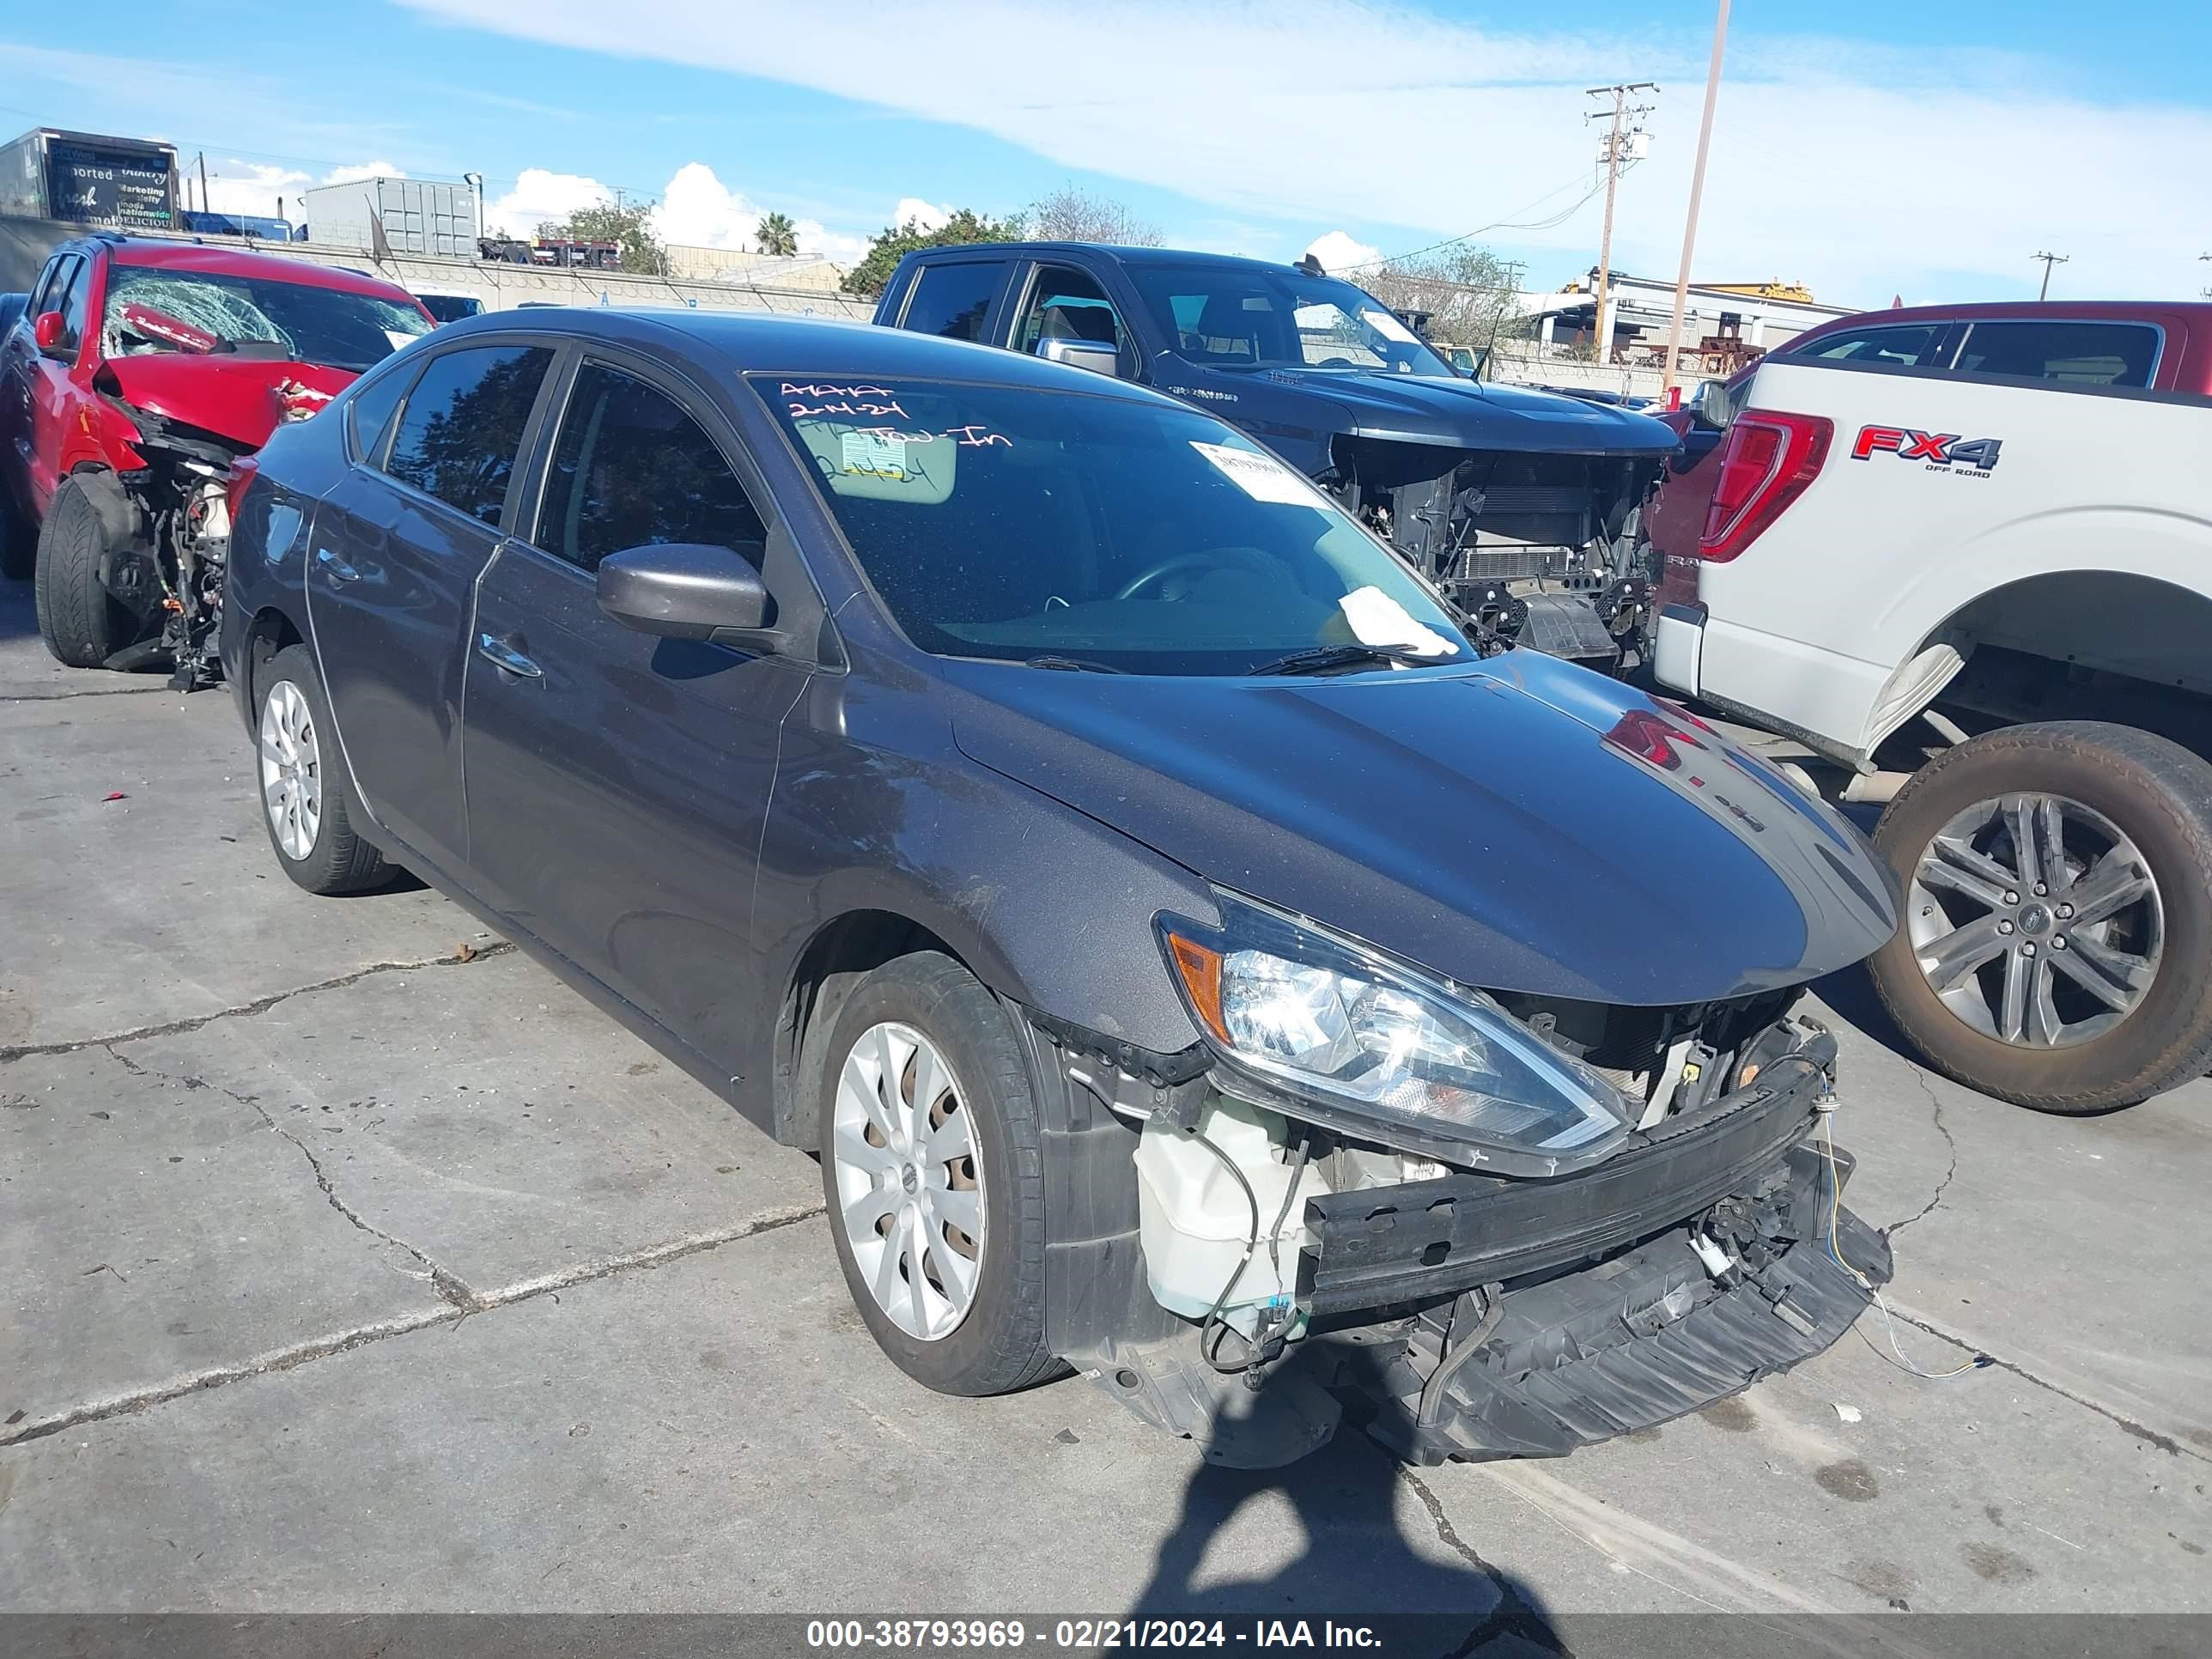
[1867,721,2212,1112]
[33,475,137,668]
[817,951,1060,1396]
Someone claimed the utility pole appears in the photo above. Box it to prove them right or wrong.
[2032,250,2068,301]
[196,151,210,216]
[2198,252,2209,301]
[1585,81,1658,368]
[1661,1,1730,402]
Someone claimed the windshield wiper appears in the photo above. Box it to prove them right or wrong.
[1023,654,1128,674]
[1245,642,1448,677]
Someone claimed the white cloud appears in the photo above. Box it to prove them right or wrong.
[653,161,763,249]
[795,219,871,264]
[198,158,405,219]
[484,167,612,237]
[891,196,952,233]
[398,0,2212,302]
[1306,230,1380,274]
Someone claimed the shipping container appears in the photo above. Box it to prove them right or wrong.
[299,176,480,259]
[0,128,180,229]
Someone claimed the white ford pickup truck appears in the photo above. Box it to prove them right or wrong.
[1653,303,2212,1113]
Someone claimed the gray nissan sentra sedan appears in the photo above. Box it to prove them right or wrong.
[220,308,1900,1466]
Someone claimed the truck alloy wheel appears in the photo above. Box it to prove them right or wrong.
[1869,721,2212,1112]
[1905,792,2161,1048]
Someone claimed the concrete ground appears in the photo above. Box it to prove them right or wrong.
[3,576,2208,1649]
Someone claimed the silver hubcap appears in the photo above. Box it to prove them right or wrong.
[258,679,322,861]
[831,1022,985,1341]
[1908,792,2163,1048]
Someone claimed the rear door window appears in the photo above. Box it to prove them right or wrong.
[382,343,554,528]
[899,261,1006,342]
[1786,324,1948,368]
[1951,320,2160,388]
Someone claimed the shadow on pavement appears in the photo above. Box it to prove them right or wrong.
[1126,1354,1565,1654]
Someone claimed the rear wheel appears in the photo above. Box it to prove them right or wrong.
[1868,721,2212,1112]
[816,951,1059,1396]
[254,644,389,896]
[33,475,137,668]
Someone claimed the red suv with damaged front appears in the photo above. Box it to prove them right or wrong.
[0,234,433,685]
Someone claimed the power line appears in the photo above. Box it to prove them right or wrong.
[1352,169,1612,273]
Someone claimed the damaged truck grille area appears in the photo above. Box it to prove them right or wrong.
[1338,441,1667,666]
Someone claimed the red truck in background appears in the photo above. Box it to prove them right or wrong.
[0,234,433,685]
[1647,301,2212,612]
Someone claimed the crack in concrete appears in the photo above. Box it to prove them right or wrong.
[0,943,516,1065]
[103,1044,477,1310]
[0,686,171,703]
[1877,1298,2209,1466]
[1882,1064,1958,1241]
[0,1204,825,1449]
[1394,1462,1569,1656]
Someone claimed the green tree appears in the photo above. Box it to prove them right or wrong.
[755,210,799,256]
[536,199,665,275]
[840,208,1024,296]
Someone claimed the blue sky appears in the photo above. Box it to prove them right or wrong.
[3,2,2205,307]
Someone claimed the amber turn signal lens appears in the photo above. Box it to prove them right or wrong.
[1166,934,1227,1042]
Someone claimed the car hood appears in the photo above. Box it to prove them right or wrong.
[100,356,360,451]
[1284,368,1680,457]
[940,650,1897,1006]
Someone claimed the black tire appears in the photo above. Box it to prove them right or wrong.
[1867,721,2212,1112]
[254,644,389,896]
[0,494,32,582]
[815,951,1060,1396]
[33,475,135,668]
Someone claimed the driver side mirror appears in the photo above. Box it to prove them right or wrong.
[596,542,776,650]
[1034,336,1120,378]
[1688,378,1729,430]
[33,312,66,356]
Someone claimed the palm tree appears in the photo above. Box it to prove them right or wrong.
[755,211,799,257]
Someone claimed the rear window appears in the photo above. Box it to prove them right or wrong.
[898,262,1004,342]
[1952,320,2160,388]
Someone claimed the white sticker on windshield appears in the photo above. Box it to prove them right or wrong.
[1362,308,1419,345]
[384,329,422,353]
[1339,586,1460,658]
[1191,441,1314,506]
[841,429,909,480]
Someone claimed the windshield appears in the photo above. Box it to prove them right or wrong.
[1127,265,1457,379]
[758,376,1469,676]
[101,266,432,372]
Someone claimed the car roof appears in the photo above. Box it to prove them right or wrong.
[85,236,422,303]
[902,241,1310,278]
[1796,299,2212,336]
[423,305,1194,404]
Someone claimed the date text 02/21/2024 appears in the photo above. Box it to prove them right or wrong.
[805,1619,1386,1650]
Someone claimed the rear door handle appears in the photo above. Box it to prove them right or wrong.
[314,546,360,582]
[476,632,542,679]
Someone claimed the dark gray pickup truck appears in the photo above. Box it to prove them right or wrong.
[875,243,1678,665]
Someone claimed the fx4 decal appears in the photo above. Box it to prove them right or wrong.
[1850,425,2002,471]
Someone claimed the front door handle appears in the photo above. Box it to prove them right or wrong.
[314,546,360,582]
[476,632,543,679]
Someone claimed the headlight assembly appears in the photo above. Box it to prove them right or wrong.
[1161,893,1632,1175]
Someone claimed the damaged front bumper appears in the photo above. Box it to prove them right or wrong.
[1066,1021,1889,1467]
